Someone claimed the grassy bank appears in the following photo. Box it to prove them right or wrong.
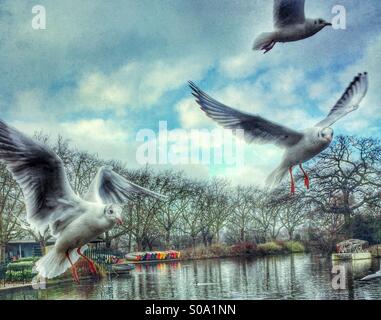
[1,256,105,287]
[180,241,306,260]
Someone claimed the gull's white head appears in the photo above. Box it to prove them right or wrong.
[104,204,123,225]
[318,127,334,144]
[306,18,332,34]
[313,18,332,30]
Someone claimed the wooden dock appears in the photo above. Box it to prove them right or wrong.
[332,252,372,261]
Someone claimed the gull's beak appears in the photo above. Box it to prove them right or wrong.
[116,215,123,225]
[325,22,332,26]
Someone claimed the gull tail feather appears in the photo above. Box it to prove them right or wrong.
[265,165,288,190]
[253,32,275,51]
[34,245,88,279]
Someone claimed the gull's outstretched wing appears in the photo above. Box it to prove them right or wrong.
[0,120,80,234]
[274,0,305,28]
[189,82,304,148]
[84,166,166,204]
[316,72,368,128]
[361,270,381,281]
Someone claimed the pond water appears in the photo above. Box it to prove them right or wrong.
[0,254,380,300]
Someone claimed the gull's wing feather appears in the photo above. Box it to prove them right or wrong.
[274,0,305,28]
[189,82,304,148]
[316,72,368,128]
[0,120,79,235]
[84,166,166,204]
[361,270,381,281]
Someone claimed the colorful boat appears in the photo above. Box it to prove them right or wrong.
[125,250,181,262]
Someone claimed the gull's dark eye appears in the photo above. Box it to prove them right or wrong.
[109,209,114,214]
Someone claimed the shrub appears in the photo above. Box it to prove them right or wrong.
[284,241,305,253]
[6,269,35,281]
[230,242,258,255]
[7,261,35,271]
[5,257,38,282]
[180,246,208,260]
[13,257,39,263]
[257,242,284,255]
[275,240,286,247]
[8,262,33,270]
[180,244,232,260]
[208,243,231,257]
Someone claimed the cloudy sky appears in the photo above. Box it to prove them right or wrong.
[1,0,380,186]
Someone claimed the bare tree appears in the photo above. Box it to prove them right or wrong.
[226,186,257,243]
[272,192,308,240]
[304,136,381,238]
[0,164,25,261]
[252,190,282,241]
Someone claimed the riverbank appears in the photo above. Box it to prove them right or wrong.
[1,254,380,300]
[0,258,106,292]
[0,282,31,291]
[179,241,306,260]
[0,273,101,292]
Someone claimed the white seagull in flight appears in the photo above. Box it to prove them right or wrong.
[189,72,368,194]
[361,266,381,281]
[253,0,332,53]
[0,120,166,283]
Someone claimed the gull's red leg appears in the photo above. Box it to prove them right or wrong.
[66,250,80,284]
[77,248,97,275]
[299,163,310,190]
[289,166,295,194]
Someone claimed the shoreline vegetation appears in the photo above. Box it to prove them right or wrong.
[0,241,305,290]
[2,241,381,292]
[180,241,306,260]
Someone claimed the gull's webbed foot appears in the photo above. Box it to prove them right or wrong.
[77,248,98,275]
[66,250,80,284]
[299,164,310,190]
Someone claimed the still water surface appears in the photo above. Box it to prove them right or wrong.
[1,254,380,300]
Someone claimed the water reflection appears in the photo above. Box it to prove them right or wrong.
[0,254,379,300]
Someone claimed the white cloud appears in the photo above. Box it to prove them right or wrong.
[1,0,379,186]
[77,58,208,112]
[11,118,134,163]
[77,72,132,112]
[176,98,213,129]
[218,143,283,187]
[218,52,266,80]
[12,89,45,120]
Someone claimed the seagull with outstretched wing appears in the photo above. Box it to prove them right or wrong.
[84,166,166,204]
[189,72,368,194]
[361,266,381,281]
[0,120,165,283]
[253,0,332,53]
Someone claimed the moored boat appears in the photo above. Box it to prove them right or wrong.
[125,250,181,262]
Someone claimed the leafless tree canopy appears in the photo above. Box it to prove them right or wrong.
[0,134,380,260]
